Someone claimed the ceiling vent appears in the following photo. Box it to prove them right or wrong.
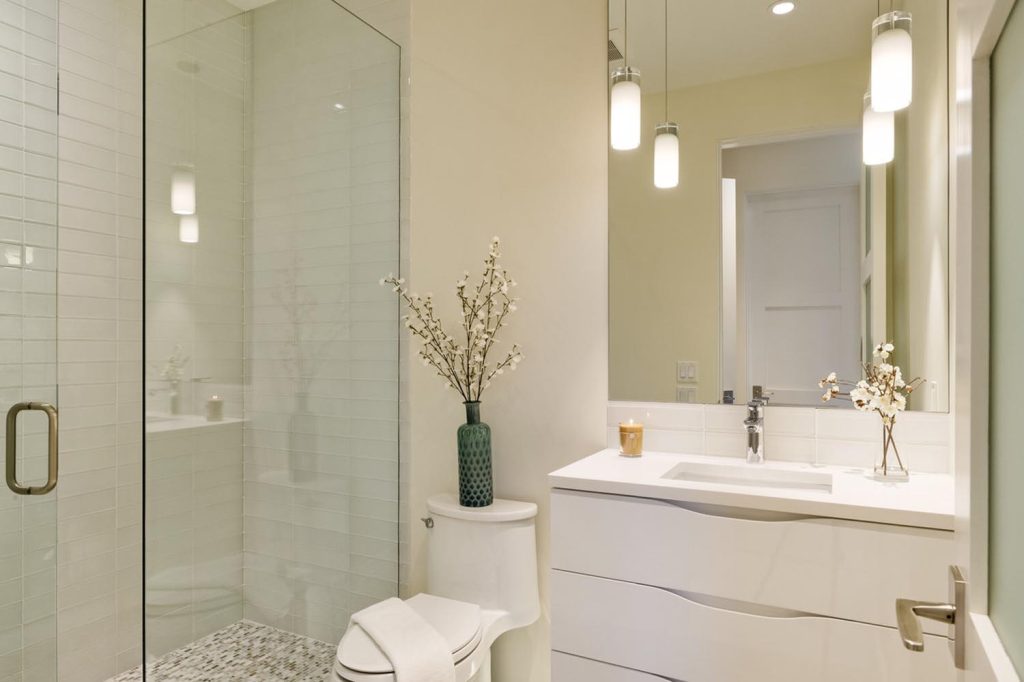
[608,39,623,61]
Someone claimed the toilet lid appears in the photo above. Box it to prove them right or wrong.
[337,593,483,674]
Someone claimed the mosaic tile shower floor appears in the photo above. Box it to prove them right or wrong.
[111,620,336,681]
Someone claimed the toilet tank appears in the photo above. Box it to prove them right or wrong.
[425,494,540,629]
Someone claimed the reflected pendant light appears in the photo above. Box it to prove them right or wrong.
[653,0,679,188]
[610,0,641,150]
[870,9,913,112]
[179,214,199,243]
[863,92,894,165]
[171,164,196,215]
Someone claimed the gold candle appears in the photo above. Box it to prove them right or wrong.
[619,420,644,457]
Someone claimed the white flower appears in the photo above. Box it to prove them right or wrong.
[850,386,873,410]
[382,237,521,402]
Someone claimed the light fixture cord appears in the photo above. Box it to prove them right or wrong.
[624,0,629,66]
[664,0,669,120]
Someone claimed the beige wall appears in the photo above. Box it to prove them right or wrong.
[406,2,608,681]
[609,57,866,404]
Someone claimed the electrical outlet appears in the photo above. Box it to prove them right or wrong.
[676,386,697,403]
[676,361,699,383]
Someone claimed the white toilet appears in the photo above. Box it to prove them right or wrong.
[333,494,540,682]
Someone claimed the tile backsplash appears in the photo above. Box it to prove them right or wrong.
[608,401,952,474]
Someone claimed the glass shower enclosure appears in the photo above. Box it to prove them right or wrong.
[143,0,400,676]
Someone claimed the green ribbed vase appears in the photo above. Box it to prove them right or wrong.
[457,401,493,507]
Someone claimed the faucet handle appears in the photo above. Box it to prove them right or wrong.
[751,385,773,404]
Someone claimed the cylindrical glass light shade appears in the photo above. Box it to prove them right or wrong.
[653,123,679,188]
[171,166,196,215]
[863,93,894,166]
[610,67,642,150]
[179,214,199,243]
[871,11,913,113]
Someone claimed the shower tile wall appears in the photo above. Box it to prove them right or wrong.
[241,0,400,645]
[0,2,59,681]
[54,0,143,680]
[143,5,246,659]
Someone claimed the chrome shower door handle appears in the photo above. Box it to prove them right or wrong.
[895,565,966,669]
[5,402,58,495]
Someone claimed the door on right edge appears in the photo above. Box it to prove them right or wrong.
[988,0,1024,675]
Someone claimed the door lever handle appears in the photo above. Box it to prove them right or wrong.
[895,565,966,669]
[896,599,955,651]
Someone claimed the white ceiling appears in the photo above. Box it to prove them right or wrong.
[609,0,879,93]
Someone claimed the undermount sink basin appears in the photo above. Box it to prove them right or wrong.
[661,461,834,493]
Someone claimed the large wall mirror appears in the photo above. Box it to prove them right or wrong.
[608,0,949,412]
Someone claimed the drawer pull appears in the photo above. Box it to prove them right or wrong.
[664,498,812,522]
[670,588,814,619]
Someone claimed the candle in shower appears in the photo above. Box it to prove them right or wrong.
[206,395,224,422]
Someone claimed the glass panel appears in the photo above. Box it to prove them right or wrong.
[0,1,60,680]
[144,0,400,675]
[990,0,1024,672]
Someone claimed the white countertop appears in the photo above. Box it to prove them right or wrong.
[549,449,954,530]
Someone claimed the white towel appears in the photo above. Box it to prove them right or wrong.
[350,597,456,682]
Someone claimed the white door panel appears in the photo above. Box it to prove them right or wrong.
[746,187,861,406]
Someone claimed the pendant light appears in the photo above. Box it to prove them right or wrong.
[610,0,641,150]
[653,0,679,188]
[870,7,913,113]
[179,214,199,243]
[862,92,894,166]
[171,164,196,215]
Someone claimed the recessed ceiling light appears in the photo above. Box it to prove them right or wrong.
[770,1,796,15]
[333,103,346,111]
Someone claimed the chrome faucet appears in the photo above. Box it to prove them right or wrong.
[744,385,769,464]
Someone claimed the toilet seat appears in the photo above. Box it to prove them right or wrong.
[336,593,483,679]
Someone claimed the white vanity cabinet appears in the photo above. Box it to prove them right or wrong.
[549,488,956,682]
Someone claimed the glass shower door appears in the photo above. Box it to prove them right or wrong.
[143,0,399,676]
[0,1,60,680]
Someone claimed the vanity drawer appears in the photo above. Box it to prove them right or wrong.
[553,651,671,682]
[551,489,953,633]
[551,569,954,682]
